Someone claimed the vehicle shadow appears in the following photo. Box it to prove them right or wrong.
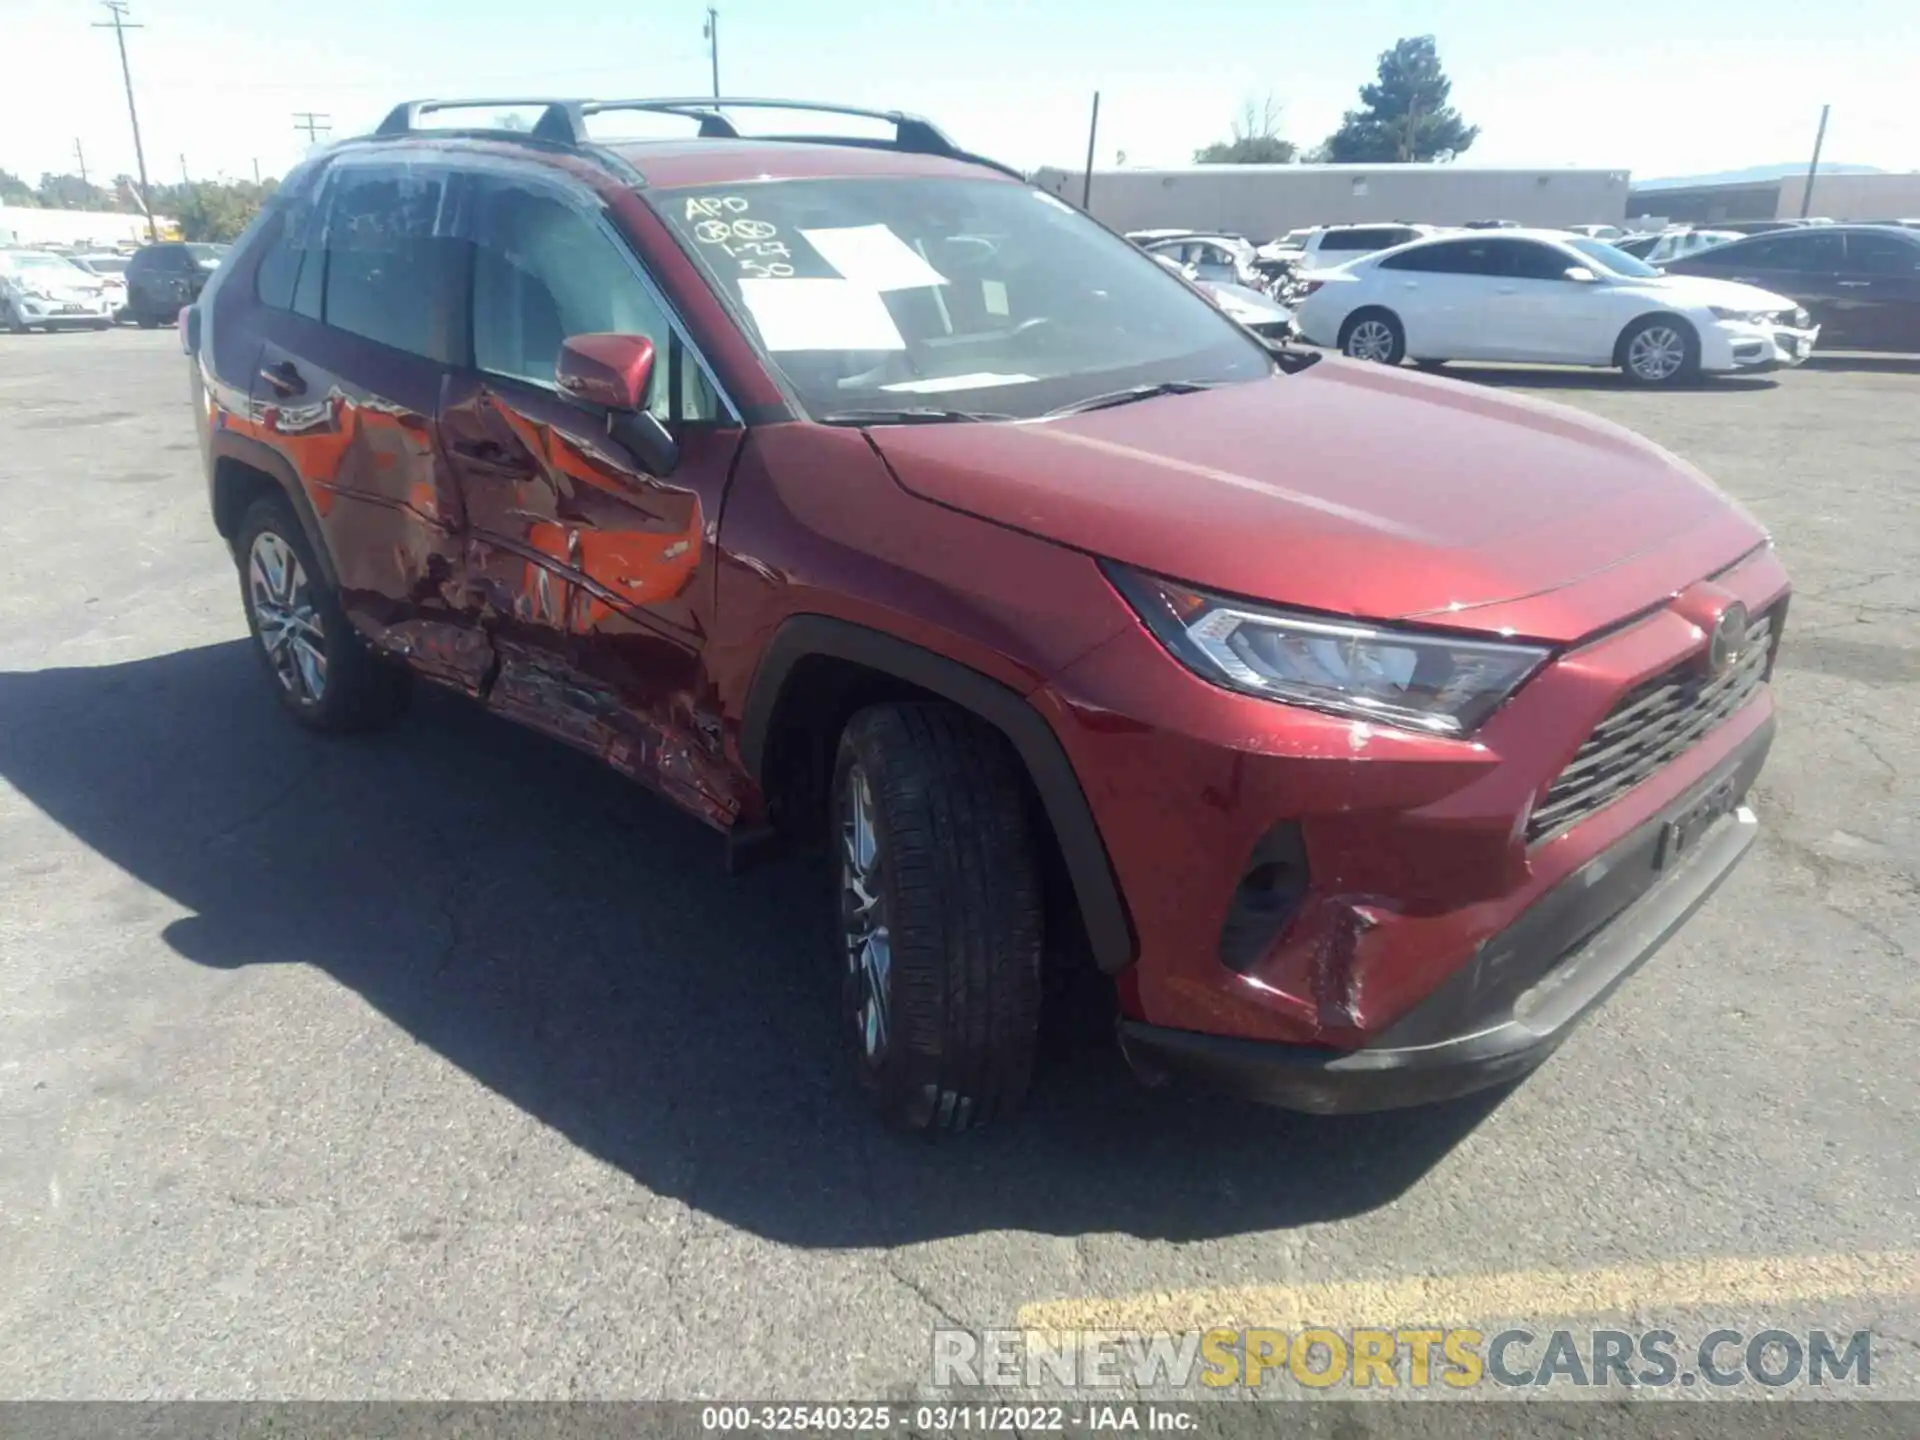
[1441,364,1780,393]
[1802,352,1920,375]
[0,643,1506,1247]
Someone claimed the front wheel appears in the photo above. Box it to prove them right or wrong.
[1617,316,1701,387]
[235,496,410,732]
[3,302,28,335]
[1339,309,1406,365]
[832,703,1044,1133]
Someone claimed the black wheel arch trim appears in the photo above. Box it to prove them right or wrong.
[740,614,1136,974]
[209,431,340,589]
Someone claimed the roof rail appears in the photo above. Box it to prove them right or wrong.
[371,96,1024,181]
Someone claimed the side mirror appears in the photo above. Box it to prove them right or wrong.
[1563,265,1601,283]
[555,333,680,477]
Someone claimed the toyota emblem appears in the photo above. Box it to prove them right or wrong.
[1707,601,1750,678]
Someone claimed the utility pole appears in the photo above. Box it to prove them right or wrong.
[1081,91,1100,212]
[293,112,331,145]
[179,153,190,185]
[93,0,156,242]
[74,139,89,186]
[703,7,720,98]
[252,157,261,185]
[1799,104,1830,219]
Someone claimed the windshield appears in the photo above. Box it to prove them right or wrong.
[6,253,89,277]
[187,243,226,265]
[81,256,129,274]
[651,177,1270,421]
[1564,236,1662,279]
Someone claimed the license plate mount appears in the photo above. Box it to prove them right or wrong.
[1656,777,1739,869]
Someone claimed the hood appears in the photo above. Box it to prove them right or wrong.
[865,360,1765,645]
[1633,273,1797,311]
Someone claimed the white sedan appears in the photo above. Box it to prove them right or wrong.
[1292,229,1818,386]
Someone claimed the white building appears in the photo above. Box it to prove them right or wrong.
[0,206,170,249]
[1029,164,1632,239]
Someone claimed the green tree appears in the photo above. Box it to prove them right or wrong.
[1322,36,1479,163]
[0,168,39,206]
[36,172,116,210]
[1194,95,1298,165]
[146,178,278,241]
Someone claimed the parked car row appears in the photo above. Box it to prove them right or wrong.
[0,240,229,332]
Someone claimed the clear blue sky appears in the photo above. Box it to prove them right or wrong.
[7,0,1917,189]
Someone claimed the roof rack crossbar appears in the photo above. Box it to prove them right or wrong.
[371,96,1024,181]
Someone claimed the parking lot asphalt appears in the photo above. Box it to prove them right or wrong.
[1,330,1915,1400]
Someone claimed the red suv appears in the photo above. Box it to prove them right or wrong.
[185,98,1787,1131]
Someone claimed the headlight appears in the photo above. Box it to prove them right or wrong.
[23,286,57,302]
[1708,307,1771,324]
[1108,565,1550,737]
[1793,307,1811,328]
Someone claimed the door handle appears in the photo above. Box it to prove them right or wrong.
[1496,286,1518,295]
[259,360,305,397]
[1836,280,1871,288]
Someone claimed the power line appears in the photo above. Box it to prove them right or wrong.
[92,0,157,243]
[293,112,332,145]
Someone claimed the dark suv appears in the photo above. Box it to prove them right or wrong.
[126,241,224,328]
[185,98,1788,1131]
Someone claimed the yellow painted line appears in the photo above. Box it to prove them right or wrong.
[1017,1251,1920,1334]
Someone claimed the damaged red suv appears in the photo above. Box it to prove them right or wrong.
[185,98,1787,1130]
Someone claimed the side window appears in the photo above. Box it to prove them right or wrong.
[318,167,461,360]
[1684,239,1747,268]
[1732,233,1842,273]
[1505,241,1578,281]
[1847,232,1920,275]
[253,196,316,313]
[470,179,719,423]
[1381,240,1497,276]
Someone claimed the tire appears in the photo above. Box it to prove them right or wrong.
[90,320,113,332]
[4,302,28,335]
[1617,315,1700,387]
[135,313,161,330]
[1339,308,1406,365]
[832,703,1044,1133]
[235,495,410,733]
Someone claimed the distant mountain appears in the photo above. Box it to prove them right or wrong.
[1634,163,1886,190]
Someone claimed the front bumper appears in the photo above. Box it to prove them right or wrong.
[1118,717,1770,1112]
[1704,320,1819,372]
[11,294,116,325]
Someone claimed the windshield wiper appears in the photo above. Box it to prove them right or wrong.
[817,406,1013,426]
[1041,380,1216,419]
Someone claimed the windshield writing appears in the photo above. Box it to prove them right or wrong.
[653,178,1269,420]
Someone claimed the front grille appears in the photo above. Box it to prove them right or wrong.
[1527,610,1776,844]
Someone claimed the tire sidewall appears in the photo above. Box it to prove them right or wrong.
[235,498,352,726]
[1619,316,1700,387]
[1341,310,1405,365]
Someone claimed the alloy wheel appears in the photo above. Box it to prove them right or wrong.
[1627,325,1686,382]
[247,531,327,703]
[840,763,892,1062]
[1346,319,1396,362]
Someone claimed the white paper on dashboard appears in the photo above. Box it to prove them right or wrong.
[737,278,907,351]
[882,372,1035,393]
[800,224,949,292]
